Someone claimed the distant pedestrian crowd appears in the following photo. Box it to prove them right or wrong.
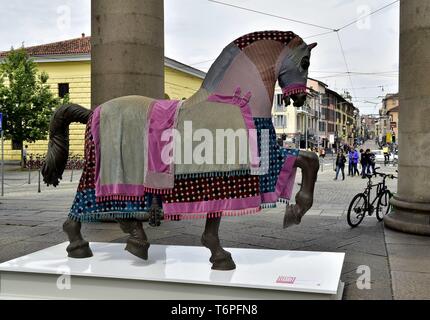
[333,145,380,181]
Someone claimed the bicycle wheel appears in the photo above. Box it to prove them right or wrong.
[376,190,393,221]
[347,193,367,228]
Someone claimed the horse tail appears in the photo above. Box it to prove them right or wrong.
[41,104,93,187]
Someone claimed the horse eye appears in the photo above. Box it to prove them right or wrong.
[301,57,310,70]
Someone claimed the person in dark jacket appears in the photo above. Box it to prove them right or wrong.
[334,151,346,181]
[360,149,367,178]
[348,149,354,176]
[368,149,376,174]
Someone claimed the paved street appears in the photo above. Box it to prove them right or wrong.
[0,144,429,300]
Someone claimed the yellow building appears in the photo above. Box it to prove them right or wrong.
[0,35,206,161]
[380,93,399,142]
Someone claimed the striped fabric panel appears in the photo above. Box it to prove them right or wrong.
[243,40,285,102]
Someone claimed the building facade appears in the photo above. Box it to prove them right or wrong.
[380,93,399,144]
[0,36,206,161]
[273,78,359,150]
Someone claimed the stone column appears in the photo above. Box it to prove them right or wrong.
[91,0,164,109]
[384,0,430,235]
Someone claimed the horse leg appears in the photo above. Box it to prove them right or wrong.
[201,215,236,271]
[284,150,319,228]
[63,218,93,258]
[117,219,150,260]
[148,195,162,227]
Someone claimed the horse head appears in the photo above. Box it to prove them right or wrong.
[277,40,317,108]
[201,31,317,117]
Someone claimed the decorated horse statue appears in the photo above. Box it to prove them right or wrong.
[42,30,319,271]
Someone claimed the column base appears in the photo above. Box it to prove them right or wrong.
[384,196,430,236]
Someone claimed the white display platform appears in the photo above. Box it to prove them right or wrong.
[0,242,345,300]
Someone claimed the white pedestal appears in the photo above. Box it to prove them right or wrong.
[0,243,345,300]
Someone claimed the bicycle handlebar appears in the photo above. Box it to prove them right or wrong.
[372,171,397,179]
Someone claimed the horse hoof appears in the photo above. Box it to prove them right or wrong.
[125,239,150,260]
[283,207,302,228]
[210,251,236,270]
[212,257,236,271]
[66,240,93,259]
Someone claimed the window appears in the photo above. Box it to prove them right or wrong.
[276,94,284,106]
[273,115,286,128]
[58,83,70,98]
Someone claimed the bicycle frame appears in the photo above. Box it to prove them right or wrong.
[363,175,389,215]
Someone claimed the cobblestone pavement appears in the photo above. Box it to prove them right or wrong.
[1,142,427,300]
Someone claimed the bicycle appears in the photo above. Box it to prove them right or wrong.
[347,169,397,227]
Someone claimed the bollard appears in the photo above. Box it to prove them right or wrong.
[28,166,31,184]
[38,169,41,193]
[70,169,74,182]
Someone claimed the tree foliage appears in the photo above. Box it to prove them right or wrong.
[0,48,64,150]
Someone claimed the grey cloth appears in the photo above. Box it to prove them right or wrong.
[174,99,251,175]
[99,95,153,186]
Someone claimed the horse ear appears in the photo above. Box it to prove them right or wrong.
[308,43,318,50]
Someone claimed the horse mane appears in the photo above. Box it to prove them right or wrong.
[233,31,298,50]
[201,30,303,95]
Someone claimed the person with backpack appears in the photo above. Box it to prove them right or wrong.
[334,150,347,181]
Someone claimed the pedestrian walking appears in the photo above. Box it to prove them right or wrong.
[348,149,354,176]
[383,144,390,165]
[334,151,346,181]
[360,149,368,179]
[368,149,376,174]
[352,148,360,176]
[22,145,28,168]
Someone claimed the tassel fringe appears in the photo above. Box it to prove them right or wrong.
[96,188,173,203]
[68,211,149,223]
[176,169,251,180]
[260,203,277,209]
[164,207,261,221]
[143,187,173,195]
[96,195,148,203]
[277,198,290,204]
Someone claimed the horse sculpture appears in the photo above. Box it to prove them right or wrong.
[42,30,319,271]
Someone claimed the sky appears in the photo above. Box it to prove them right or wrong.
[0,0,400,114]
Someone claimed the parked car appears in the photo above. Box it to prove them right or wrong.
[371,150,385,163]
[393,152,398,165]
[371,149,398,165]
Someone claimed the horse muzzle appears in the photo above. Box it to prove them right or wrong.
[290,92,307,107]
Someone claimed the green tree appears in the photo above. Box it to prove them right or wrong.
[0,47,64,166]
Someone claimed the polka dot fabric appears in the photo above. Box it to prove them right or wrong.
[234,31,297,50]
[163,175,260,204]
[254,117,299,194]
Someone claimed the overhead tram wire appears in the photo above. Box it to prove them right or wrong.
[335,32,356,99]
[207,0,336,31]
[304,30,336,40]
[189,59,216,66]
[337,0,400,31]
